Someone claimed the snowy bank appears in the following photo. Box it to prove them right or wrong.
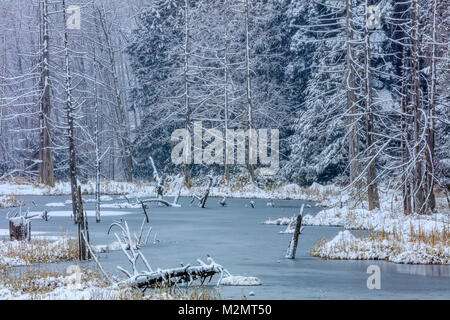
[303,206,449,238]
[311,230,450,265]
[0,177,339,203]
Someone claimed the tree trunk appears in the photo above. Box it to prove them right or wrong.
[183,0,192,188]
[224,0,230,185]
[424,0,438,212]
[364,3,380,210]
[244,0,255,183]
[97,5,133,182]
[346,0,361,186]
[37,0,55,187]
[77,186,89,260]
[62,0,79,224]
[410,0,426,213]
[285,205,304,259]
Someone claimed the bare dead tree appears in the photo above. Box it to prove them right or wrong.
[37,0,55,187]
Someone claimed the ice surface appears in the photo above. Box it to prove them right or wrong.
[0,195,449,299]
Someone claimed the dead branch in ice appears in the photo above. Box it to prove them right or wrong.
[191,174,214,208]
[218,196,227,206]
[140,198,181,208]
[150,156,165,199]
[285,204,305,259]
[80,231,114,284]
[107,218,152,250]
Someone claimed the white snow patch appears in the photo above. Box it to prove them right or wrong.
[219,276,262,286]
[45,202,66,207]
[261,217,292,225]
[101,202,141,209]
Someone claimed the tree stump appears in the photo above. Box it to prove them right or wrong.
[285,204,304,259]
[9,218,31,241]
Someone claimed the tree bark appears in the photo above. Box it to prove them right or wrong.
[183,0,192,188]
[244,0,255,183]
[346,0,361,186]
[37,0,55,187]
[285,204,304,259]
[364,2,380,210]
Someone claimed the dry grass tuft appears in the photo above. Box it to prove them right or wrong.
[0,237,78,266]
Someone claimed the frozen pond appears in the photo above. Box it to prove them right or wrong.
[1,195,449,299]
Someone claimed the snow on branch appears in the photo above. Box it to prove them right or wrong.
[150,156,165,199]
[107,217,152,250]
[121,255,231,291]
[105,217,230,290]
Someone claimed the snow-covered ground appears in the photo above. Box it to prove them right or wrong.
[0,272,217,300]
[311,230,449,264]
[0,177,340,204]
[302,190,449,264]
[259,182,449,265]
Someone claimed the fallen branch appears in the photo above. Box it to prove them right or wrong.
[123,256,231,290]
[81,231,113,284]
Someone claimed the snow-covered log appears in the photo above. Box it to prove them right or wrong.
[122,256,231,291]
[109,217,230,290]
